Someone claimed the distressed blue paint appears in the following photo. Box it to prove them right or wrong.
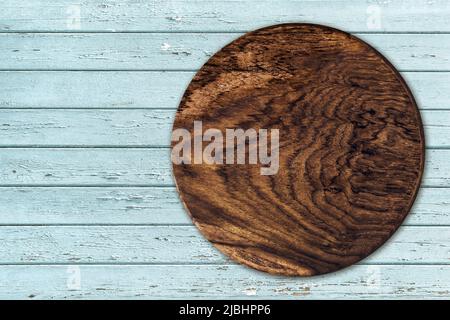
[0,0,449,32]
[0,187,447,225]
[0,33,448,71]
[0,72,449,110]
[0,265,448,299]
[0,0,449,299]
[0,109,448,147]
[0,148,449,187]
[0,226,448,264]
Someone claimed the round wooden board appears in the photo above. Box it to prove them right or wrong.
[171,24,425,276]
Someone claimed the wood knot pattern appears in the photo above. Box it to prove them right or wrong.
[172,24,425,276]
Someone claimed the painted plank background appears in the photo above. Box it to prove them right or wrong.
[0,33,448,71]
[0,265,448,300]
[0,226,448,264]
[0,0,449,32]
[1,72,449,109]
[1,109,450,147]
[0,187,449,225]
[1,148,450,186]
[0,0,449,299]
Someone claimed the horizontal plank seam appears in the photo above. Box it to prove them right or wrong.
[0,225,440,228]
[0,108,180,110]
[0,184,176,188]
[1,31,450,34]
[0,145,443,150]
[0,69,200,72]
[0,185,174,188]
[0,69,447,72]
[0,108,448,111]
[0,70,446,73]
[0,145,172,149]
[0,262,447,266]
[0,224,196,227]
[0,184,445,188]
[0,225,442,227]
[0,70,196,73]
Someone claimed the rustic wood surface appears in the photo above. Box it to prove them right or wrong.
[0,109,447,147]
[0,0,449,299]
[0,265,448,300]
[173,24,425,276]
[1,0,449,32]
[0,72,449,110]
[0,33,448,71]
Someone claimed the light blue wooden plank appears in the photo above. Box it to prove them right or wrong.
[0,109,173,146]
[422,111,450,148]
[424,150,450,187]
[0,187,447,225]
[0,71,194,109]
[0,0,449,32]
[0,72,448,110]
[0,265,448,299]
[0,226,222,264]
[0,148,173,186]
[0,109,443,147]
[0,148,445,187]
[0,0,447,302]
[0,187,191,225]
[403,72,450,110]
[409,188,450,225]
[0,33,448,70]
[0,226,447,264]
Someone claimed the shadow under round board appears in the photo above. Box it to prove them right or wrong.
[171,23,425,276]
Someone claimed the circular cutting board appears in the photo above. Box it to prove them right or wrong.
[171,24,425,276]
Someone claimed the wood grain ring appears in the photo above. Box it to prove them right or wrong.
[171,23,425,276]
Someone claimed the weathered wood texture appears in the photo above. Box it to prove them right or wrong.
[0,265,448,299]
[0,187,447,225]
[0,0,449,298]
[0,226,447,264]
[0,0,449,32]
[1,149,449,187]
[0,109,448,147]
[0,72,448,110]
[173,24,424,276]
[0,33,448,70]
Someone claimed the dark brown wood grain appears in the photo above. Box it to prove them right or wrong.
[172,24,425,276]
